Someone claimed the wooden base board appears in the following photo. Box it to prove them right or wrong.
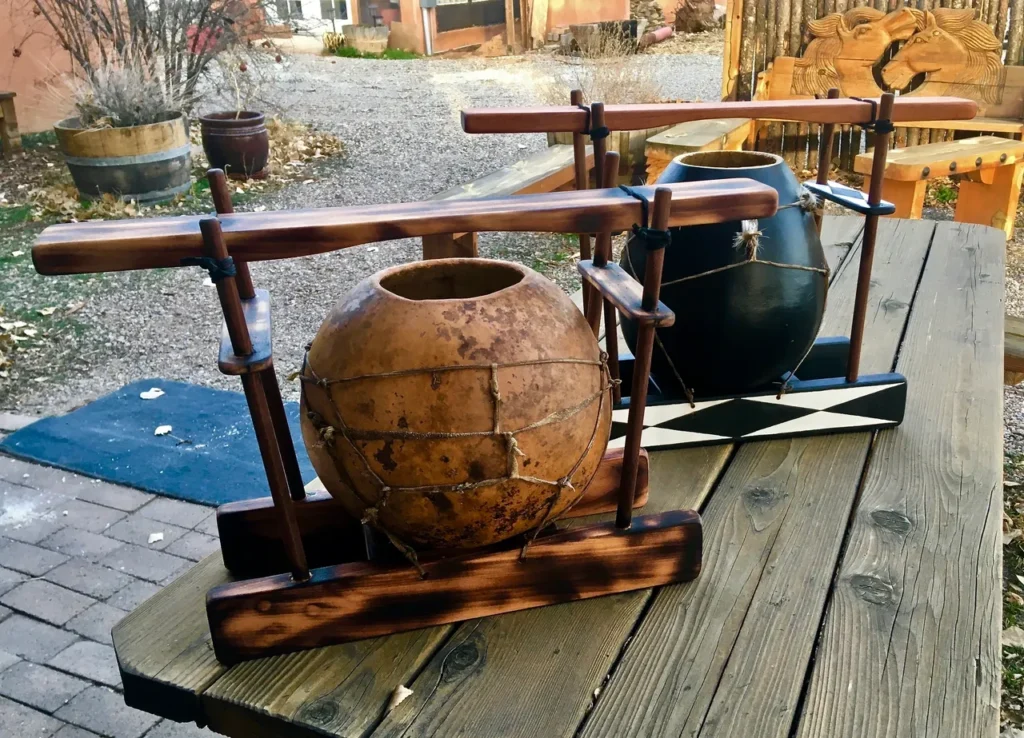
[207,509,702,664]
[217,447,650,578]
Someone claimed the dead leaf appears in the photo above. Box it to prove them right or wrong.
[65,301,86,315]
[386,685,413,713]
[37,307,56,316]
[140,388,165,400]
[1008,481,1021,489]
[1005,529,1021,546]
[154,425,173,436]
[148,532,164,544]
[1011,592,1024,607]
[11,251,23,257]
[1005,626,1024,648]
[22,329,37,338]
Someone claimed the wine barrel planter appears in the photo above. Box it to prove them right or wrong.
[199,111,269,180]
[54,113,192,203]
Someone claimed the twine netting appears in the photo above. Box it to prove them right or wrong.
[300,350,616,574]
[623,186,830,405]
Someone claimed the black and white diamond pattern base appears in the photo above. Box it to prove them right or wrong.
[608,375,907,451]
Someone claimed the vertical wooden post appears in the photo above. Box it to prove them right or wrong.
[198,218,310,582]
[847,92,895,384]
[585,152,620,336]
[208,169,255,299]
[813,88,841,235]
[570,90,594,317]
[616,188,671,530]
[504,0,517,49]
[208,168,306,501]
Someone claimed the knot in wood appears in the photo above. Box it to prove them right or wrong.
[300,698,340,725]
[442,641,481,682]
[744,485,783,511]
[870,509,911,535]
[849,574,894,606]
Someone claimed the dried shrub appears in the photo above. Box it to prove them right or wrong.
[31,0,274,116]
[66,53,180,129]
[543,29,664,105]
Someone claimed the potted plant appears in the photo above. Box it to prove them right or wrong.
[199,55,271,180]
[33,0,275,190]
[55,62,192,203]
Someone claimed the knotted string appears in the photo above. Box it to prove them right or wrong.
[618,186,671,250]
[180,256,237,282]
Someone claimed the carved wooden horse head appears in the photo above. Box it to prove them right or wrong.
[882,9,1002,100]
[795,7,918,97]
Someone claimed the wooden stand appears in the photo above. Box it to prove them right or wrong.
[33,175,780,664]
[460,91,952,449]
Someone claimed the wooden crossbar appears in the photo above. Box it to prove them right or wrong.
[33,180,778,276]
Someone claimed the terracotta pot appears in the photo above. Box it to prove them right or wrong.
[622,150,828,396]
[300,259,612,551]
[199,111,269,180]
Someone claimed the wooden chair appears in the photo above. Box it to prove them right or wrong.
[854,135,1024,238]
[0,93,22,156]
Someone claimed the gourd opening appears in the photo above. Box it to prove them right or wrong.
[380,260,525,301]
[675,150,781,169]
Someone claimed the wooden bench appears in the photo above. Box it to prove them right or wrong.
[421,143,594,259]
[0,92,21,156]
[644,118,753,183]
[854,135,1024,238]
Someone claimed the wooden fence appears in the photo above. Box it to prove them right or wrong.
[721,0,1024,170]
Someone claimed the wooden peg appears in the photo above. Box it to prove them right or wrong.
[616,188,672,529]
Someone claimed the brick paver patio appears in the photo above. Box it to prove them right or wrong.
[0,416,218,738]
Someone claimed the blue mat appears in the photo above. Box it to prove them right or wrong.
[0,379,317,506]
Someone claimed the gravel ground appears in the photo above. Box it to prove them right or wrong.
[0,51,722,416]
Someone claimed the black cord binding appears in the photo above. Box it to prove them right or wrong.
[576,103,610,141]
[180,255,237,283]
[618,186,671,250]
[849,97,895,134]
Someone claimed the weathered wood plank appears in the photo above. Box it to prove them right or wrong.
[203,627,452,738]
[576,218,936,738]
[112,555,233,723]
[819,214,864,274]
[795,221,1003,738]
[367,446,730,738]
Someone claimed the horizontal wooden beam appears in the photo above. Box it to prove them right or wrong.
[460,97,978,134]
[33,181,777,276]
[207,509,702,663]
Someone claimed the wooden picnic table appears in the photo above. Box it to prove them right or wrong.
[112,215,1005,738]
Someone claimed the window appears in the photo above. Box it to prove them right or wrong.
[320,0,349,20]
[276,0,304,19]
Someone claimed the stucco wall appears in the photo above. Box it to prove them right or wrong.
[0,0,75,133]
[548,0,630,29]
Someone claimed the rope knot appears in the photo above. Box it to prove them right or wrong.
[505,433,525,478]
[180,255,237,283]
[733,220,763,260]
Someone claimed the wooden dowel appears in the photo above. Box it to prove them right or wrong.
[208,169,255,300]
[460,96,978,135]
[241,372,310,581]
[813,88,841,234]
[616,188,672,530]
[199,219,252,358]
[846,92,895,384]
[584,102,609,327]
[571,90,594,316]
[35,180,779,276]
[198,218,309,581]
[260,369,306,501]
[586,151,620,337]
